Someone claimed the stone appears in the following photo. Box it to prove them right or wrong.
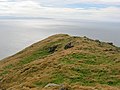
[44,83,60,88]
[64,42,74,49]
[95,40,101,43]
[59,87,69,90]
[59,84,70,90]
[48,45,58,53]
[107,42,113,46]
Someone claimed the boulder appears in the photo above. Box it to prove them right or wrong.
[59,84,70,90]
[44,83,60,88]
[95,40,101,43]
[44,83,70,90]
[48,45,58,53]
[107,42,114,46]
[59,87,69,90]
[64,42,74,49]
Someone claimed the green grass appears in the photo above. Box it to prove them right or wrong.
[59,65,120,86]
[4,64,14,69]
[51,68,96,86]
[58,53,120,86]
[19,49,50,65]
[17,52,120,87]
[18,40,65,65]
[52,72,65,84]
[0,71,9,76]
[18,38,74,65]
[60,57,75,64]
[34,81,48,87]
[71,65,120,86]
[70,66,96,86]
[60,53,113,65]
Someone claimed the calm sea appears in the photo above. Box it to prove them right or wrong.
[0,19,120,60]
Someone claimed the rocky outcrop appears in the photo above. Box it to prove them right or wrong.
[44,83,60,88]
[44,83,71,90]
[64,42,74,49]
[107,42,114,46]
[48,45,58,53]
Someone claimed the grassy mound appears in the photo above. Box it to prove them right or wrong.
[0,34,120,90]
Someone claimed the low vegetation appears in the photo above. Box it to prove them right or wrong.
[0,34,120,90]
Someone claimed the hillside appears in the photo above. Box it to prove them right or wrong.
[0,34,120,90]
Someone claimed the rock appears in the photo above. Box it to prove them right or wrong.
[83,36,90,40]
[95,40,101,43]
[48,45,58,53]
[59,87,69,90]
[83,36,87,38]
[107,42,114,46]
[59,84,70,90]
[44,83,71,90]
[64,42,74,49]
[44,83,60,88]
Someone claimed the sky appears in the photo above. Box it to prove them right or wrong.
[0,0,120,22]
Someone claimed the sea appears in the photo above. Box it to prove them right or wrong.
[0,18,120,60]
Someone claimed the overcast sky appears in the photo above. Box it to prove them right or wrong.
[0,0,120,22]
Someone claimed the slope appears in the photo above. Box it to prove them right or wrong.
[0,34,120,90]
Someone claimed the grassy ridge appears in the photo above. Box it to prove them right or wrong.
[0,34,120,90]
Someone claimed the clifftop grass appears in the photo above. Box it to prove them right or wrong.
[0,34,120,90]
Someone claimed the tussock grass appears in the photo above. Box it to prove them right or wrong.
[0,34,120,90]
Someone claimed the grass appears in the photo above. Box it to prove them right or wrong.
[4,64,14,69]
[60,57,75,64]
[34,81,48,87]
[58,53,120,86]
[50,65,120,86]
[18,39,66,65]
[0,34,120,90]
[60,53,113,65]
[52,72,65,84]
[19,48,50,65]
[0,70,9,76]
[71,65,120,86]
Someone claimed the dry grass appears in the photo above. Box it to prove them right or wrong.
[0,34,120,90]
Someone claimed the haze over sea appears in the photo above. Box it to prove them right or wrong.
[0,19,120,60]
